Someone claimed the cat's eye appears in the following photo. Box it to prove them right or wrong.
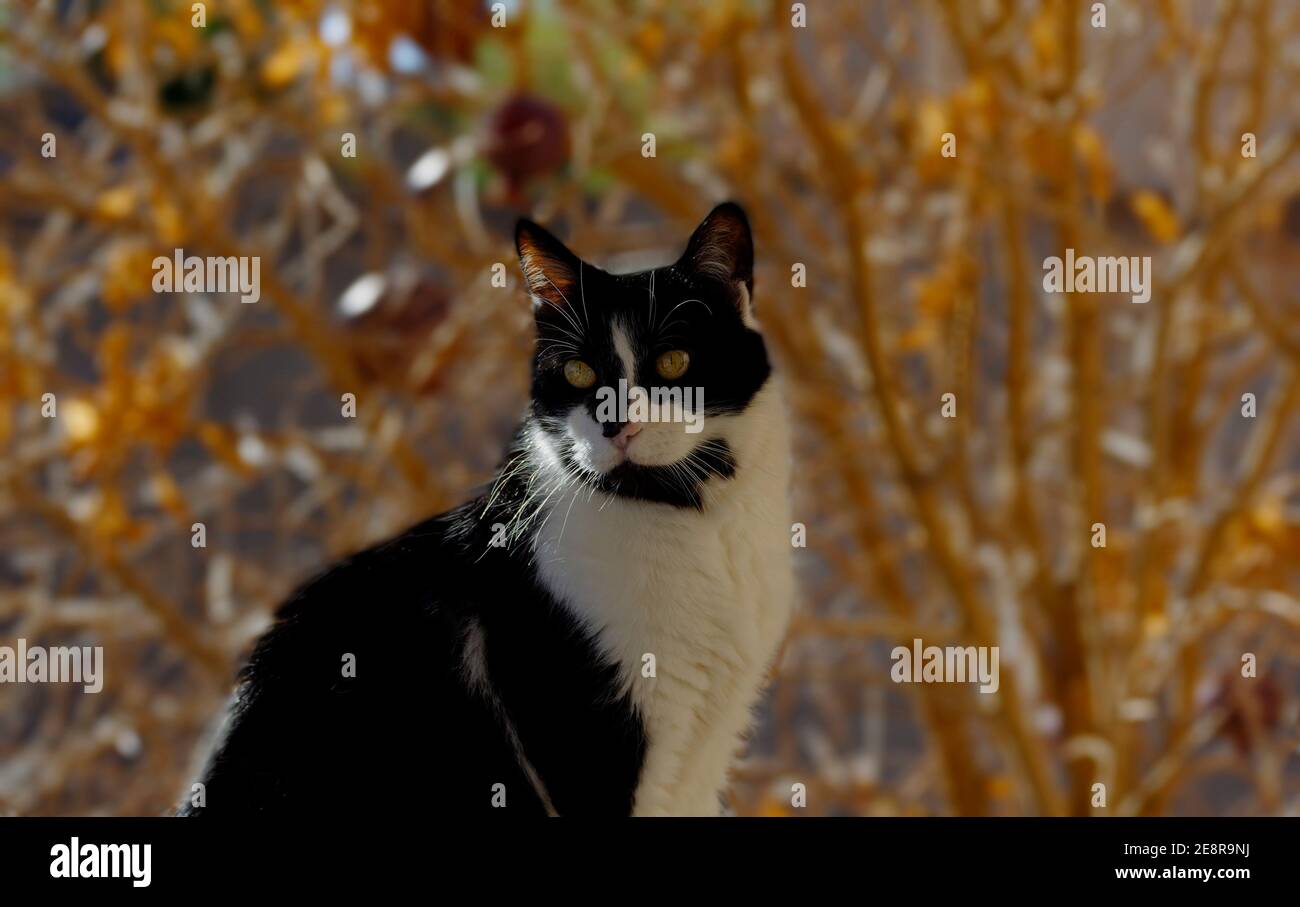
[563,359,597,389]
[655,349,690,380]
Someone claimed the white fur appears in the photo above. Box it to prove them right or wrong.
[612,320,638,386]
[564,389,701,473]
[530,380,794,815]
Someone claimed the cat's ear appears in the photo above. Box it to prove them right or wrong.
[677,202,754,302]
[516,219,581,312]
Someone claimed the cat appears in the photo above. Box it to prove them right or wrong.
[180,202,794,816]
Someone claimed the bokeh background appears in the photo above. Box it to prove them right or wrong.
[2,0,1299,816]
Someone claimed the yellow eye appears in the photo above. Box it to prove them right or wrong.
[655,349,690,380]
[563,359,596,389]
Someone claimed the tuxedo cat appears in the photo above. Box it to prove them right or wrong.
[181,203,794,816]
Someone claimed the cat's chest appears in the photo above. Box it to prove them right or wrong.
[529,451,793,814]
[535,499,785,672]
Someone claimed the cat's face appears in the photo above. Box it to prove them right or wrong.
[516,203,772,509]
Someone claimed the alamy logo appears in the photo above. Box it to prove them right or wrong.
[1042,248,1151,303]
[594,379,705,433]
[891,638,1000,694]
[0,638,103,693]
[152,248,261,303]
[50,838,150,887]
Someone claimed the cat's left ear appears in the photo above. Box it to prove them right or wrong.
[516,219,581,313]
[677,201,754,311]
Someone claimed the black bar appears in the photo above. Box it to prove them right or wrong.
[0,817,1281,893]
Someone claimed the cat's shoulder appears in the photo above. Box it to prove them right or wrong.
[239,502,487,681]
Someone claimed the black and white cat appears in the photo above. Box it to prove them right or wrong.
[182,203,794,816]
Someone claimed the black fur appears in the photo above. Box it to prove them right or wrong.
[183,462,647,816]
[584,438,737,510]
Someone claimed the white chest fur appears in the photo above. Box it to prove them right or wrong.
[530,382,794,815]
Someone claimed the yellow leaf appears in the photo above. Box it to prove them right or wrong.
[320,93,349,127]
[635,22,666,61]
[897,321,937,352]
[1030,7,1063,74]
[0,279,32,317]
[986,776,1015,799]
[262,41,307,89]
[1130,190,1180,244]
[62,398,100,446]
[1255,200,1283,234]
[1072,124,1112,201]
[916,98,948,152]
[199,422,253,476]
[914,98,952,181]
[95,185,137,221]
[153,196,185,246]
[1142,611,1168,639]
[151,471,190,524]
[716,127,755,174]
[92,488,140,544]
[1249,497,1285,538]
[103,243,153,313]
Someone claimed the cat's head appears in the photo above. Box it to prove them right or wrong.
[516,202,773,509]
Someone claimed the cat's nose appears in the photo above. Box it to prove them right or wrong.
[610,422,643,450]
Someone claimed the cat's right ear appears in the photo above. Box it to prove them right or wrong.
[516,219,580,313]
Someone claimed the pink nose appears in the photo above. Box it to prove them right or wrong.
[612,422,643,450]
